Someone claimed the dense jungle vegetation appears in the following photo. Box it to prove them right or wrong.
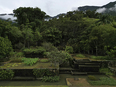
[1,7,116,61]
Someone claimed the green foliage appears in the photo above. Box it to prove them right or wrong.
[99,68,114,76]
[76,54,85,58]
[89,77,116,86]
[62,51,72,60]
[23,46,46,55]
[13,7,46,25]
[42,76,60,82]
[42,27,62,45]
[33,69,55,78]
[22,57,38,66]
[0,69,14,80]
[46,51,67,66]
[33,69,46,78]
[88,75,99,81]
[104,46,116,59]
[65,46,73,53]
[42,42,58,52]
[0,37,13,60]
[15,52,24,57]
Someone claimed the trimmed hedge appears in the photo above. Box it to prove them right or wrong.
[23,46,46,57]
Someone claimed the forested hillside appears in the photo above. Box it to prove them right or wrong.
[78,1,116,16]
[1,7,116,61]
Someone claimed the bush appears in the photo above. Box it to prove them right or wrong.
[88,75,99,81]
[22,57,38,66]
[42,76,60,82]
[65,46,73,53]
[99,68,114,76]
[0,69,14,80]
[23,46,46,55]
[76,54,85,58]
[33,69,46,78]
[33,69,56,78]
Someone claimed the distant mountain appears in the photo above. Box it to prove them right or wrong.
[78,1,116,16]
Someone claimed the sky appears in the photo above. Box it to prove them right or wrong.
[0,0,116,17]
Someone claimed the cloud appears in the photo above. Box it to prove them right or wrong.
[96,7,106,13]
[0,14,16,20]
[109,4,116,11]
[96,4,116,13]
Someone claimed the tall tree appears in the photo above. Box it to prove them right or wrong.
[13,7,46,26]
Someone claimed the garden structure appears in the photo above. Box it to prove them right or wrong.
[0,53,112,81]
[0,58,59,81]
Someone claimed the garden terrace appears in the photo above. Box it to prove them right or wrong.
[72,55,110,72]
[0,62,59,69]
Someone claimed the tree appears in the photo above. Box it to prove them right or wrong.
[13,7,46,26]
[0,37,13,61]
[21,23,34,48]
[42,27,62,45]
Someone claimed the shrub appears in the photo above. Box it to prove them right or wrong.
[45,69,55,76]
[23,46,46,55]
[0,69,14,80]
[88,75,99,81]
[33,69,55,78]
[65,46,73,53]
[42,76,60,82]
[99,68,114,76]
[76,54,85,58]
[33,69,46,78]
[22,57,38,66]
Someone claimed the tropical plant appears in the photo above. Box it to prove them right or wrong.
[22,57,38,66]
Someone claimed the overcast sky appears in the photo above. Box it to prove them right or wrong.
[0,0,116,16]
